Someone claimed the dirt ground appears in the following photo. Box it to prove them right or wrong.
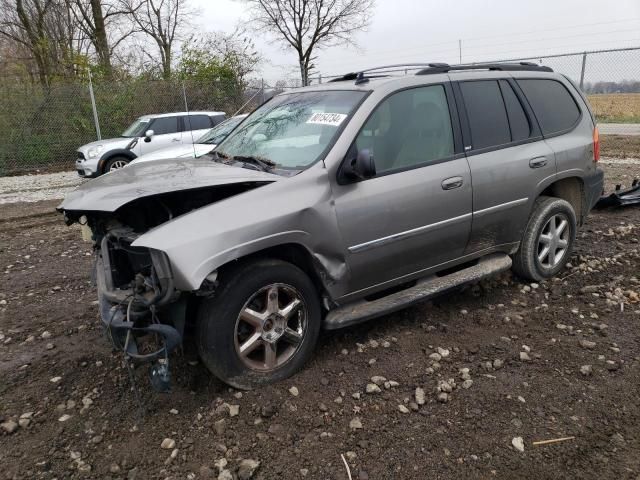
[1,161,640,480]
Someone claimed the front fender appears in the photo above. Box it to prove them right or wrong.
[132,163,350,294]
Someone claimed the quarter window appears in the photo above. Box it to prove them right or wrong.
[460,80,510,150]
[517,79,581,135]
[184,115,212,130]
[150,117,179,135]
[355,85,454,174]
[499,80,531,142]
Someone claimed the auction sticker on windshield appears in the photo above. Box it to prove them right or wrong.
[306,113,347,126]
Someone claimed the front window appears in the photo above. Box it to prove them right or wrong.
[215,90,367,171]
[197,116,246,145]
[121,118,150,138]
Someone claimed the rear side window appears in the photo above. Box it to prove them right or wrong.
[211,114,226,126]
[460,80,510,150]
[499,80,531,142]
[184,115,212,130]
[150,117,179,135]
[517,79,581,135]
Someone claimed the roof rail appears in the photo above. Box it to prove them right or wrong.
[328,62,553,84]
[416,62,553,75]
[328,63,447,83]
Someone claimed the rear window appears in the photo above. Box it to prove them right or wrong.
[517,79,581,135]
[460,80,510,150]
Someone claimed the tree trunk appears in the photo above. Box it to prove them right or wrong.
[162,43,171,79]
[298,54,308,87]
[89,0,112,78]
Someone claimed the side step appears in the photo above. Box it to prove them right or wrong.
[323,253,512,330]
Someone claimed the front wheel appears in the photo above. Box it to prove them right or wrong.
[512,196,577,281]
[197,259,321,389]
[104,156,130,173]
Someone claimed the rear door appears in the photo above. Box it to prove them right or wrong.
[138,116,182,155]
[455,78,556,253]
[332,83,473,294]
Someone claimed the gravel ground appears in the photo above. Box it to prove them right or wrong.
[0,171,82,204]
[0,162,639,479]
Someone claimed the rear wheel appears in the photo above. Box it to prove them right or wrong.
[104,156,130,173]
[512,196,577,281]
[197,259,321,389]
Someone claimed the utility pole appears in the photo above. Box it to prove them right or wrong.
[459,39,462,64]
[88,70,101,141]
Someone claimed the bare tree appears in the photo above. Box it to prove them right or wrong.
[242,0,374,85]
[121,0,192,79]
[0,0,88,86]
[67,0,133,78]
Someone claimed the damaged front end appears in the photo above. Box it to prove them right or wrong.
[58,159,283,391]
[96,227,182,392]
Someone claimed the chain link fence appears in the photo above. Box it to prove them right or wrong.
[1,46,639,176]
[0,78,271,176]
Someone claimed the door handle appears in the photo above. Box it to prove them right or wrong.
[529,156,547,169]
[441,176,464,190]
[171,138,181,142]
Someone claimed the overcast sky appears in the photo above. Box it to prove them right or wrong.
[193,0,640,83]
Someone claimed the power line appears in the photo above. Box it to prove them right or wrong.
[323,17,640,66]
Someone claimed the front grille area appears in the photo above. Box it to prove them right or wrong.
[104,235,151,290]
[77,151,85,160]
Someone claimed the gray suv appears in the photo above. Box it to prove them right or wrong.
[59,62,604,389]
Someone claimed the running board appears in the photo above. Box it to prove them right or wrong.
[323,253,512,330]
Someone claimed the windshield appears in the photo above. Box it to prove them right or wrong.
[121,118,150,138]
[215,90,367,170]
[197,116,246,145]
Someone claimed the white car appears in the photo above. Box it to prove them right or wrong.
[129,114,248,165]
[75,111,226,177]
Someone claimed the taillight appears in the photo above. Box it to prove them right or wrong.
[593,126,600,162]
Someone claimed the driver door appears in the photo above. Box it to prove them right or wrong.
[332,84,473,295]
[138,116,182,155]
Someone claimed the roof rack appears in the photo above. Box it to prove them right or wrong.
[416,62,553,75]
[328,63,443,84]
[328,61,553,85]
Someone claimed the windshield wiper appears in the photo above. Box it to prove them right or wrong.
[232,155,276,173]
[208,151,276,172]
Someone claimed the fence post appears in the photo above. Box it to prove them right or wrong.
[579,52,587,90]
[318,74,322,84]
[88,71,101,140]
[261,78,265,104]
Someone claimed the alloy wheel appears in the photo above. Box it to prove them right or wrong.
[537,213,570,269]
[233,283,307,371]
[109,159,128,171]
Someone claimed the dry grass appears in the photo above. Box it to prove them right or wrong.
[587,93,640,123]
[601,134,640,158]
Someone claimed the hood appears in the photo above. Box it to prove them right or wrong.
[78,137,131,153]
[129,144,214,164]
[58,157,282,213]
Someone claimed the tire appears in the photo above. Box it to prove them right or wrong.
[103,156,130,173]
[512,196,577,282]
[196,259,322,389]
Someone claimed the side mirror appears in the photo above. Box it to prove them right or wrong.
[144,129,154,142]
[340,148,376,183]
